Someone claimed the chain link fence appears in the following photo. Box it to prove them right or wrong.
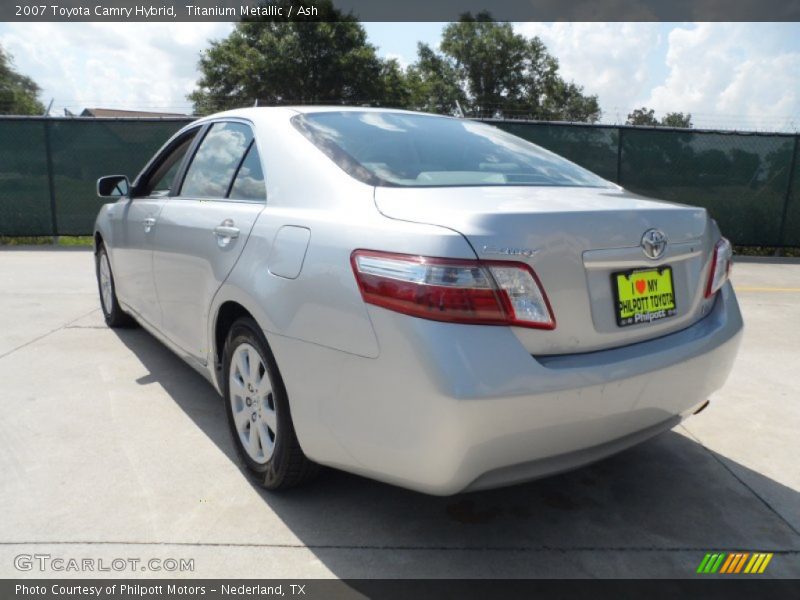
[1,116,798,246]
[0,116,192,236]
[494,121,800,247]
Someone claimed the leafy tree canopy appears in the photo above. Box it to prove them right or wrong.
[189,0,401,114]
[412,13,600,121]
[0,46,45,115]
[627,107,693,128]
[190,6,601,121]
[405,43,466,116]
[661,111,693,128]
[194,7,715,127]
[626,107,658,126]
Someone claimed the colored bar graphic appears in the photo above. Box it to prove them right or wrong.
[719,554,735,573]
[758,553,773,574]
[735,553,749,573]
[721,553,738,573]
[744,554,760,573]
[699,553,715,573]
[710,553,725,573]
[697,552,774,574]
[696,554,713,574]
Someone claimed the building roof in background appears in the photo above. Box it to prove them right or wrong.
[80,108,188,118]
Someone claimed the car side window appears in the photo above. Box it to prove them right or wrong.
[228,142,266,202]
[180,122,253,199]
[137,130,198,197]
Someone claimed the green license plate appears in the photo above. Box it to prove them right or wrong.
[612,266,677,327]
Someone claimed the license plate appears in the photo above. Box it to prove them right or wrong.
[612,266,677,327]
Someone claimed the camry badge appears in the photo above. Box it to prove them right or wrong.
[482,245,538,258]
[641,229,668,260]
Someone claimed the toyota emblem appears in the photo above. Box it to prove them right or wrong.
[641,229,668,259]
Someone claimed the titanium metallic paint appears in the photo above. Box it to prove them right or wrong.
[94,107,743,494]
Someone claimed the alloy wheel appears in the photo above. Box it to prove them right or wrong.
[99,252,113,315]
[229,342,276,464]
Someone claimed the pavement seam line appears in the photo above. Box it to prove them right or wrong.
[0,308,100,362]
[1,542,799,553]
[736,287,800,292]
[679,424,800,538]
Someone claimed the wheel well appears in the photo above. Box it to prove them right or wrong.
[214,301,254,369]
[94,232,103,252]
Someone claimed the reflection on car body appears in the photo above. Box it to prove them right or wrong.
[93,107,742,495]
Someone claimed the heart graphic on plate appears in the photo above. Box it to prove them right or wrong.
[635,279,646,294]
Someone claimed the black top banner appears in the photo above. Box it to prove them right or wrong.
[4,0,800,22]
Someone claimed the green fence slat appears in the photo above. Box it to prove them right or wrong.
[48,119,192,236]
[0,120,52,235]
[781,137,800,246]
[494,121,620,182]
[1,117,798,245]
[491,121,798,247]
[619,127,795,247]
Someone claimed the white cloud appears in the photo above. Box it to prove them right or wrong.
[514,23,661,122]
[646,23,800,130]
[384,52,410,70]
[2,22,798,131]
[513,22,800,131]
[0,22,233,115]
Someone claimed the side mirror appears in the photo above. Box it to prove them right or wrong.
[97,175,130,198]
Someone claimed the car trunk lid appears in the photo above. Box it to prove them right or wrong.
[374,185,715,355]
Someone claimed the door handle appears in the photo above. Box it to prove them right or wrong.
[213,219,240,247]
[143,217,156,232]
[214,225,240,238]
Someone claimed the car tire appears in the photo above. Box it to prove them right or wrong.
[223,316,319,490]
[95,244,134,328]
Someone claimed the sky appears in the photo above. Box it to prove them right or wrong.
[0,21,798,131]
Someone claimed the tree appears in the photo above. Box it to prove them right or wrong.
[405,43,466,115]
[411,13,600,121]
[189,0,395,113]
[539,79,601,123]
[661,111,693,128]
[626,107,658,126]
[626,107,693,128]
[190,6,601,121]
[438,14,527,117]
[0,46,44,115]
[377,58,412,109]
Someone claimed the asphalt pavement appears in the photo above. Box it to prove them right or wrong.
[0,248,798,578]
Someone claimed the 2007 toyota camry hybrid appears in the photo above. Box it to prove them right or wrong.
[93,107,743,495]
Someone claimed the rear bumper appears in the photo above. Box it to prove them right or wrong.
[271,281,743,495]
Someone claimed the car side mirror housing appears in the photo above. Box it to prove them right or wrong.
[97,175,131,198]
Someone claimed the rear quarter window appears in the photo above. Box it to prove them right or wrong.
[228,143,266,202]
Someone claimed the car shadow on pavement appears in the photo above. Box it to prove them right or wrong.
[112,326,800,578]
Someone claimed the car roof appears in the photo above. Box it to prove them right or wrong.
[197,105,446,123]
[289,106,435,115]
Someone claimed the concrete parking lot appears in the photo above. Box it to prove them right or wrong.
[0,248,798,578]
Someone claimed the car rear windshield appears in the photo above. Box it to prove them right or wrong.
[292,111,612,188]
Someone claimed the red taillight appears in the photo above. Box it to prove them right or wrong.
[350,250,556,329]
[705,237,733,298]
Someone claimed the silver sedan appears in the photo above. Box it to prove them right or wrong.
[93,107,743,495]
